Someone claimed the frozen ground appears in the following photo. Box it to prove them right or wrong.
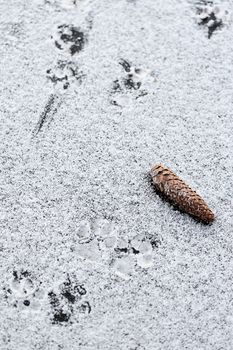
[0,0,233,349]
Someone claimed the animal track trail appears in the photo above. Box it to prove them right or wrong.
[49,23,89,91]
[3,271,91,325]
[74,219,160,280]
[3,270,46,312]
[33,18,91,136]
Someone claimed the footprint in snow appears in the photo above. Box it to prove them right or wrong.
[73,219,160,280]
[3,270,45,312]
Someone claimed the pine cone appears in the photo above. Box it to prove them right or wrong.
[150,164,215,223]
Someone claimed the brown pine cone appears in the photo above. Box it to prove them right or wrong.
[150,164,215,223]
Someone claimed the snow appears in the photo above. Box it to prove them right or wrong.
[0,0,233,349]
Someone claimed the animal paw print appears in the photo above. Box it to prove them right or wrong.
[196,1,229,38]
[112,234,158,279]
[111,59,154,105]
[4,270,45,312]
[74,219,160,280]
[46,60,84,91]
[53,24,87,55]
[114,59,153,91]
[48,275,91,324]
[75,219,118,264]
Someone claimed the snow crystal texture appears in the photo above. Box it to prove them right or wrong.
[0,0,233,349]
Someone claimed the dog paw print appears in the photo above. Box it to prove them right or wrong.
[3,270,45,312]
[119,59,143,90]
[112,234,158,279]
[196,1,229,38]
[75,219,118,264]
[74,219,160,280]
[74,219,134,279]
[46,60,84,91]
[48,276,91,324]
[111,59,154,105]
[53,24,87,55]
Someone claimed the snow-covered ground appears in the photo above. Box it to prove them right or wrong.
[0,0,233,349]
